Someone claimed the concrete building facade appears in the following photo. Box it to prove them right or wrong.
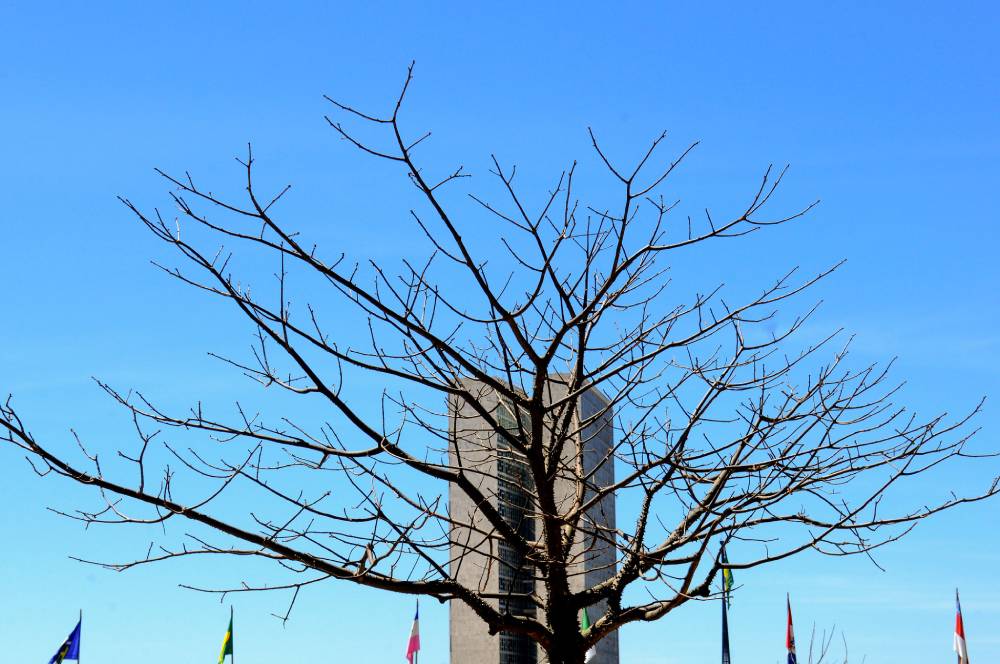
[448,377,619,664]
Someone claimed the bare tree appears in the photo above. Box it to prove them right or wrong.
[2,64,996,664]
[805,624,863,664]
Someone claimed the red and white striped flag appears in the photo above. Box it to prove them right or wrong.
[954,589,969,664]
[406,601,421,663]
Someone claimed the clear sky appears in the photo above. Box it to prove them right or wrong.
[1,1,997,662]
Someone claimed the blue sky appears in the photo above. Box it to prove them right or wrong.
[0,1,997,662]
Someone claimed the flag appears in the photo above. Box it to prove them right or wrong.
[721,595,731,664]
[48,619,81,664]
[406,602,420,663]
[721,547,735,607]
[218,611,234,664]
[786,595,797,664]
[954,589,969,664]
[580,607,596,662]
[721,546,732,664]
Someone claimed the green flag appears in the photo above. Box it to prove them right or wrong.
[721,547,734,664]
[580,608,596,662]
[218,612,234,664]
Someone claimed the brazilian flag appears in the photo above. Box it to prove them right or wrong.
[721,546,734,607]
[218,611,234,664]
[720,546,734,664]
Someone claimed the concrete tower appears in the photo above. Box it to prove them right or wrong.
[448,377,619,664]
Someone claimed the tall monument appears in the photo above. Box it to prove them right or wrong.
[448,377,619,664]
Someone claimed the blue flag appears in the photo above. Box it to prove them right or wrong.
[48,619,81,664]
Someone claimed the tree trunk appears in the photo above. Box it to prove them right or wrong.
[543,622,587,664]
[543,645,586,664]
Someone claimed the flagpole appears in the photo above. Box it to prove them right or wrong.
[231,606,235,664]
[721,595,727,664]
[721,575,730,664]
[720,545,731,664]
[79,609,82,664]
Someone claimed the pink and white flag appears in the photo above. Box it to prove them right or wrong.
[406,602,421,663]
[954,590,969,664]
[786,595,797,664]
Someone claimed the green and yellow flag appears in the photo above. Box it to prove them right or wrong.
[218,611,234,664]
[721,546,734,607]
